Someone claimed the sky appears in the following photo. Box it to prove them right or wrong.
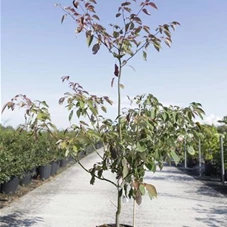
[1,0,227,129]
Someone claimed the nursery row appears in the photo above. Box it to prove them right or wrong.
[0,125,101,194]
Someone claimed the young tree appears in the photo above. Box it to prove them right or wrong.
[2,1,205,226]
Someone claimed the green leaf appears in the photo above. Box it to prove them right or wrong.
[73,145,78,153]
[171,149,180,165]
[69,110,74,121]
[145,183,157,199]
[87,34,94,47]
[187,145,195,155]
[101,106,107,113]
[136,143,146,152]
[143,51,147,61]
[139,184,146,195]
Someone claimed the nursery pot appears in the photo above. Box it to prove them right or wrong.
[38,165,51,180]
[204,162,212,176]
[1,176,19,194]
[60,159,67,168]
[51,161,60,175]
[19,171,32,186]
[31,168,38,179]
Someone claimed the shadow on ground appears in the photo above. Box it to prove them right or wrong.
[178,167,227,197]
[0,211,43,227]
[194,204,227,227]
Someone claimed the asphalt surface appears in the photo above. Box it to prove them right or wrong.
[0,150,227,227]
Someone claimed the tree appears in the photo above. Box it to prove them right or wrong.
[2,1,205,226]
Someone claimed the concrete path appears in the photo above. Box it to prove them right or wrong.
[0,150,227,227]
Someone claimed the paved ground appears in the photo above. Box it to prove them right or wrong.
[0,150,227,227]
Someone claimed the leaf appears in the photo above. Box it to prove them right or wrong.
[142,8,150,15]
[61,14,67,24]
[73,145,78,153]
[101,106,107,113]
[171,150,180,165]
[133,17,142,25]
[113,31,119,38]
[121,2,131,6]
[73,0,79,8]
[65,149,70,157]
[69,110,74,121]
[92,15,100,20]
[135,189,142,205]
[111,78,115,87]
[59,97,65,105]
[143,51,147,61]
[153,42,161,51]
[148,2,158,9]
[116,13,121,18]
[136,142,146,152]
[87,34,94,47]
[119,84,124,89]
[187,145,195,155]
[145,183,157,199]
[92,43,100,54]
[139,184,146,195]
[164,38,171,47]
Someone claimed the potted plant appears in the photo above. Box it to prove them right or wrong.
[2,1,205,226]
[54,1,205,226]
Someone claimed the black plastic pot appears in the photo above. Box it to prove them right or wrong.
[60,159,67,168]
[51,161,60,176]
[38,165,51,180]
[204,162,212,176]
[19,172,32,186]
[1,176,19,194]
[31,168,38,178]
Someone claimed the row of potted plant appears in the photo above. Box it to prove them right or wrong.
[0,125,101,194]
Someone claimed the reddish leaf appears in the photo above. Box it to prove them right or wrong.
[73,0,79,8]
[61,76,70,82]
[121,2,131,6]
[114,64,119,77]
[124,7,132,13]
[59,97,65,105]
[143,25,150,34]
[133,17,142,25]
[92,14,100,20]
[135,189,142,205]
[172,21,180,25]
[92,43,100,54]
[142,8,150,15]
[148,2,158,9]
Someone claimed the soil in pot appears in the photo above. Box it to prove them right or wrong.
[1,176,19,194]
[19,172,32,186]
[38,165,51,180]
